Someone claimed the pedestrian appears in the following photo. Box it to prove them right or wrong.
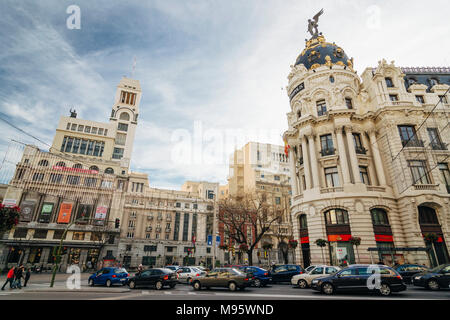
[23,268,31,287]
[137,264,143,276]
[14,265,24,289]
[1,266,16,290]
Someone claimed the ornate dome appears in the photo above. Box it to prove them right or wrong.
[295,35,354,71]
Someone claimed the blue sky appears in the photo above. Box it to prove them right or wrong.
[0,0,449,189]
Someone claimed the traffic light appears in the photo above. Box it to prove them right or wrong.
[115,218,120,228]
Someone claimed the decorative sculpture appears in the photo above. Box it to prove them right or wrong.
[307,8,324,39]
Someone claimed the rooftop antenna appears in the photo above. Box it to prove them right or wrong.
[131,56,137,78]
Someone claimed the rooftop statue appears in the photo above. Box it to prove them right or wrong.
[307,8,324,39]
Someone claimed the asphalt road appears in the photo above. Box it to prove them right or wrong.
[0,274,448,300]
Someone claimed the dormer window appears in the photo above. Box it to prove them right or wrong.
[407,78,417,86]
[316,100,327,116]
[385,77,394,88]
[345,98,353,109]
[429,78,439,86]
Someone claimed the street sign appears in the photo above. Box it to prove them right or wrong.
[207,235,212,246]
[215,235,220,246]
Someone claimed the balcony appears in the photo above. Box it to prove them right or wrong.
[155,227,162,233]
[430,142,448,151]
[402,139,424,148]
[355,146,367,155]
[320,186,343,194]
[320,148,335,157]
[413,184,438,191]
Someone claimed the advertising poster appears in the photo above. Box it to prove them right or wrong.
[2,199,17,207]
[57,202,73,223]
[94,206,108,225]
[76,204,92,223]
[39,203,54,223]
[20,200,36,222]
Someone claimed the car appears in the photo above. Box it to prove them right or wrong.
[305,265,319,273]
[269,264,305,283]
[291,265,340,288]
[164,265,181,272]
[412,264,450,290]
[310,264,407,296]
[393,264,428,284]
[192,266,209,272]
[176,266,206,284]
[88,267,129,287]
[239,266,271,287]
[191,267,252,291]
[127,268,177,290]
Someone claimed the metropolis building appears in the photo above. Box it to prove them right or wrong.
[283,23,450,268]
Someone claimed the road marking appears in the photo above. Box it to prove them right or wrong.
[164,291,172,295]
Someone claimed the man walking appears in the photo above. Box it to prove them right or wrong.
[14,265,24,289]
[1,267,16,290]
[23,268,31,287]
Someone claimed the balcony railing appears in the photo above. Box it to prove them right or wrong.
[355,146,367,155]
[320,148,335,157]
[430,142,448,151]
[402,139,424,148]
[413,184,438,191]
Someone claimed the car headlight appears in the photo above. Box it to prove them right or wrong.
[312,279,318,284]
[414,276,421,280]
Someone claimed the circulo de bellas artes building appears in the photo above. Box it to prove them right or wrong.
[283,11,450,268]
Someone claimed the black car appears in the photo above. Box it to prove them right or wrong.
[269,264,304,283]
[412,264,450,290]
[393,264,428,284]
[310,264,407,296]
[127,268,177,290]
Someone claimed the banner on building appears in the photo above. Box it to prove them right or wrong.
[94,206,108,225]
[76,204,92,222]
[57,202,73,223]
[2,199,17,207]
[39,203,54,223]
[20,200,36,222]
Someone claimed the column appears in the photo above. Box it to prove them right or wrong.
[288,143,299,195]
[335,127,351,184]
[345,126,362,183]
[368,129,387,186]
[307,134,320,188]
[301,136,312,189]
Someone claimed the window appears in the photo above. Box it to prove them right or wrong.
[427,128,445,150]
[418,206,439,225]
[112,148,124,159]
[79,139,88,154]
[409,160,431,185]
[78,125,84,132]
[91,127,98,135]
[66,175,80,185]
[84,177,97,187]
[415,95,425,104]
[86,141,94,155]
[398,125,421,147]
[73,163,82,169]
[98,128,104,135]
[53,230,65,240]
[66,123,71,130]
[345,98,353,109]
[119,112,130,121]
[385,77,394,88]
[38,160,49,167]
[275,197,281,205]
[118,123,128,132]
[49,173,62,183]
[438,95,448,104]
[13,228,28,238]
[316,100,327,116]
[438,163,450,193]
[71,123,77,131]
[55,161,66,167]
[371,208,390,226]
[274,175,280,181]
[65,137,73,152]
[353,133,365,154]
[104,167,114,174]
[115,133,127,146]
[185,203,190,209]
[32,172,44,182]
[144,245,157,252]
[85,126,91,133]
[320,134,334,156]
[299,214,308,229]
[324,167,340,187]
[324,209,349,225]
[429,78,439,86]
[176,202,181,208]
[72,232,85,240]
[359,166,370,185]
[89,165,99,172]
[389,94,398,102]
[182,213,189,241]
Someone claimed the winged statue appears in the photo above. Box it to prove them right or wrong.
[307,8,324,39]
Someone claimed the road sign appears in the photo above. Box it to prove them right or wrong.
[215,236,220,246]
[207,235,212,246]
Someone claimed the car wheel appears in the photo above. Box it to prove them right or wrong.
[379,283,391,296]
[254,279,261,287]
[298,279,308,289]
[155,281,163,290]
[228,282,237,292]
[106,280,112,287]
[193,281,201,291]
[128,280,136,289]
[427,279,440,291]
[321,283,334,295]
[88,279,94,287]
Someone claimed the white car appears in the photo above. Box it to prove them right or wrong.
[176,267,206,284]
[291,265,341,288]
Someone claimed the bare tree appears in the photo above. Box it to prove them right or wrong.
[218,192,283,266]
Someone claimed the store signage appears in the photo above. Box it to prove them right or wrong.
[300,236,309,244]
[375,234,394,242]
[289,82,305,101]
[336,247,347,260]
[94,206,108,226]
[52,166,98,174]
[39,203,54,223]
[57,202,73,223]
[327,234,351,242]
[2,199,17,207]
[20,200,36,222]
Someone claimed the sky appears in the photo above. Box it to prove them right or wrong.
[0,0,449,189]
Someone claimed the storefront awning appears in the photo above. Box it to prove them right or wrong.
[367,247,430,252]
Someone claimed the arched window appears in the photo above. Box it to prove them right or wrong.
[55,161,66,167]
[38,160,49,167]
[119,112,130,121]
[429,78,439,87]
[371,208,390,226]
[105,167,114,174]
[418,206,439,225]
[324,208,349,225]
[73,163,83,169]
[89,166,99,172]
[299,214,308,229]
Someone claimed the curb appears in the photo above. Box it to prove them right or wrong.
[23,288,131,293]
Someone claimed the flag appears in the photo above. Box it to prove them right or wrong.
[284,139,291,157]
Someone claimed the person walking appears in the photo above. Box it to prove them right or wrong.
[1,267,16,290]
[14,265,24,289]
[23,268,31,287]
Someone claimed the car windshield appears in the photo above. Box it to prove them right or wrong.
[114,268,127,274]
[230,268,245,276]
[429,264,446,273]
